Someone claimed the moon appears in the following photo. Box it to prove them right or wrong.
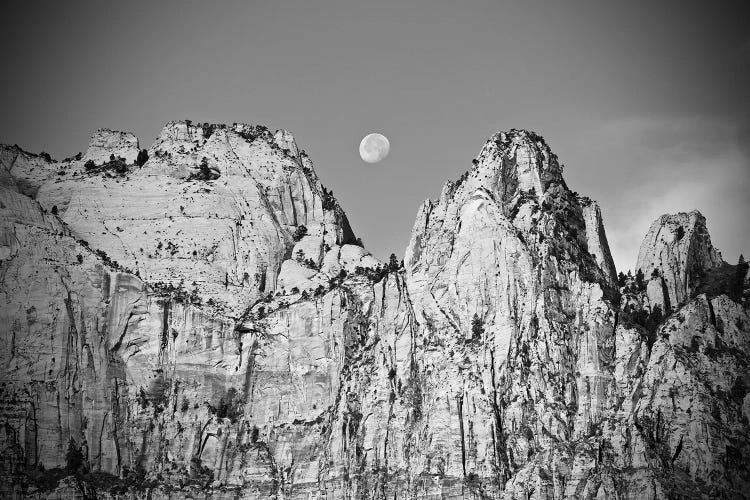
[359,133,390,163]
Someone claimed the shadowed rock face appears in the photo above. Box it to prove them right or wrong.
[0,123,747,499]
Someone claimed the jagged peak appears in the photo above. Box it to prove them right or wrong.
[438,129,567,215]
[486,128,555,151]
[635,209,724,308]
[636,210,721,267]
[480,128,560,165]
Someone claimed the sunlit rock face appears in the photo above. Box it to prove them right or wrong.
[0,145,60,197]
[33,121,356,317]
[635,211,723,311]
[82,129,140,165]
[0,124,748,499]
[401,130,620,497]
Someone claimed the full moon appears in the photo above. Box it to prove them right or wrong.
[359,133,390,163]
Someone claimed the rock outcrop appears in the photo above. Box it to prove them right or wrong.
[635,211,724,312]
[33,121,356,317]
[0,123,747,499]
[82,129,140,166]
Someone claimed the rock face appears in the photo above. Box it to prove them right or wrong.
[32,121,356,316]
[82,129,140,165]
[635,211,724,312]
[0,123,747,499]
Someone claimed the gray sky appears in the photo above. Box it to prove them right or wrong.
[2,0,748,271]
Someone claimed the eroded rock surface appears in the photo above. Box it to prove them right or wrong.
[0,124,747,499]
[635,211,724,311]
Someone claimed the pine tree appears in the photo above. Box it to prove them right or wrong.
[635,269,646,291]
[730,254,748,301]
[135,149,149,166]
[199,157,211,177]
[471,314,484,340]
[617,272,627,288]
[65,437,83,472]
[292,225,308,242]
[388,253,399,271]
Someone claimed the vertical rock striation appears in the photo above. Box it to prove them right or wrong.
[635,211,723,311]
[0,123,747,499]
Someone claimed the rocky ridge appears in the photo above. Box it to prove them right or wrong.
[0,123,748,499]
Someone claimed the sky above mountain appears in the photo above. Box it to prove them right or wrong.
[2,0,748,270]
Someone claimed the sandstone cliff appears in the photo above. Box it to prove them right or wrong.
[0,123,747,499]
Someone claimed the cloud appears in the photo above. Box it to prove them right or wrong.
[568,115,750,271]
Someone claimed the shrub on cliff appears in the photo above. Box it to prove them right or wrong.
[202,123,216,139]
[135,149,149,166]
[65,438,83,472]
[187,157,220,181]
[471,314,484,341]
[83,155,128,176]
[729,255,748,302]
[388,253,400,272]
[214,387,243,422]
[635,269,646,291]
[321,186,337,210]
[292,225,308,242]
[617,272,627,288]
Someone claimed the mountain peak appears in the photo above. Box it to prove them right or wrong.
[83,128,140,165]
[636,209,724,309]
[443,129,565,211]
[3,123,747,499]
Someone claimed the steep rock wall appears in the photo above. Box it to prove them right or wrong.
[0,124,747,499]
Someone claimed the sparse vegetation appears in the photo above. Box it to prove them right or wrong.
[388,253,401,272]
[730,254,748,302]
[618,272,627,288]
[635,269,646,292]
[470,313,484,341]
[65,437,84,472]
[83,155,128,176]
[210,387,244,422]
[63,152,83,162]
[621,303,663,349]
[202,123,216,139]
[135,149,149,166]
[292,225,308,242]
[188,157,220,181]
[321,186,337,210]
